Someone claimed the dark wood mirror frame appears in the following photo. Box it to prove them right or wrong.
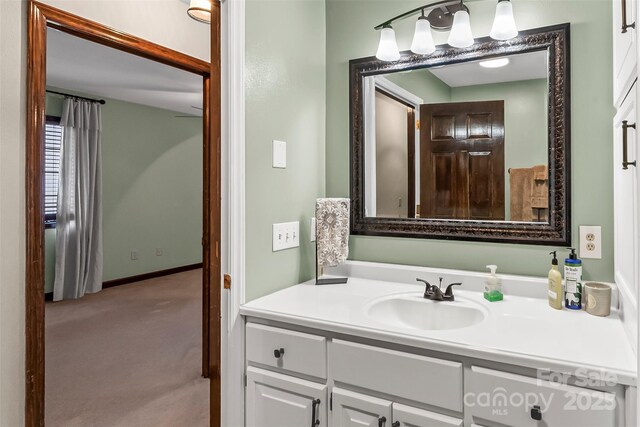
[349,23,571,245]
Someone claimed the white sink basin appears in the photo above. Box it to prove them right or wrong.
[366,293,487,331]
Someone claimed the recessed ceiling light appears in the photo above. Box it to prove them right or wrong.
[479,58,510,68]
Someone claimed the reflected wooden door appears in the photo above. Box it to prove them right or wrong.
[420,100,505,220]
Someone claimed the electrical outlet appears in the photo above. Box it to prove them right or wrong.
[272,221,300,251]
[155,248,163,256]
[131,250,139,261]
[579,226,602,259]
[310,217,316,242]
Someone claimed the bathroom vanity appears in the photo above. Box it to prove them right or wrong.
[240,262,637,427]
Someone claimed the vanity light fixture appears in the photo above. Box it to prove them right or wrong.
[187,0,212,24]
[376,26,402,62]
[490,0,518,40]
[374,0,519,61]
[479,57,510,68]
[410,13,437,55]
[447,8,474,48]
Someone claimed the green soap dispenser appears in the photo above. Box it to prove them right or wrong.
[484,265,503,302]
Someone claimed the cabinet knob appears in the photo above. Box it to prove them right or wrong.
[378,416,386,427]
[392,422,400,427]
[273,348,285,358]
[530,405,542,421]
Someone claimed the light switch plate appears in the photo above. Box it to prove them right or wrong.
[272,221,299,251]
[579,225,602,259]
[272,140,286,168]
[310,217,316,242]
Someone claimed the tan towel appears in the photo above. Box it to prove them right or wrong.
[316,198,350,268]
[509,168,534,221]
[531,165,549,209]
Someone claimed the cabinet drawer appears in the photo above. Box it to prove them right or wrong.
[466,366,617,427]
[329,340,463,412]
[393,403,462,427]
[246,323,326,379]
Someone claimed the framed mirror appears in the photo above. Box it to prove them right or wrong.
[349,24,570,245]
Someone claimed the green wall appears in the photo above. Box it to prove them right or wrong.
[385,69,452,102]
[326,0,615,281]
[245,0,326,301]
[44,90,203,292]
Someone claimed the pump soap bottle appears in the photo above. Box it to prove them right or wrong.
[484,265,503,302]
[564,248,583,310]
[548,251,563,309]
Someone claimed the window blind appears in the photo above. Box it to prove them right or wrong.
[44,118,63,226]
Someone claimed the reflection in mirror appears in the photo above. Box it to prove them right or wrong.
[364,50,549,223]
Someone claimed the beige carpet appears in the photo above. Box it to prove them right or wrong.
[45,269,209,427]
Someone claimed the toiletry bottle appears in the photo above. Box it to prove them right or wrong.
[548,251,563,309]
[484,265,503,302]
[564,248,583,310]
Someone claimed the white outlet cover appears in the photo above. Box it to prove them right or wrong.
[272,140,286,168]
[579,225,602,259]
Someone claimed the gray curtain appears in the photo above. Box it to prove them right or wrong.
[53,98,103,301]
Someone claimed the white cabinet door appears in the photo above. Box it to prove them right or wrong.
[392,403,462,427]
[614,0,638,106]
[331,388,392,427]
[246,367,327,427]
[614,85,639,304]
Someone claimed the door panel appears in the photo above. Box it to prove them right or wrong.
[331,388,392,427]
[467,151,494,219]
[613,0,637,106]
[420,101,505,220]
[614,85,639,301]
[246,367,327,427]
[430,153,455,218]
[466,113,492,139]
[431,115,456,140]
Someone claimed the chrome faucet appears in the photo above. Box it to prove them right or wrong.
[416,277,461,302]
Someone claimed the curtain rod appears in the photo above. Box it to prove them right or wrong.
[46,90,106,105]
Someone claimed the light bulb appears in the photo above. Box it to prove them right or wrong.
[490,0,518,40]
[410,17,436,55]
[376,26,401,61]
[479,58,510,68]
[447,10,474,48]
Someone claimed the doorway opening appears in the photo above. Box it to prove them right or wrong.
[26,2,220,426]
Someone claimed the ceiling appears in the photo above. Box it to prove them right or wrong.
[427,50,549,87]
[46,28,203,116]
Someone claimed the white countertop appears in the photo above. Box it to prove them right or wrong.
[241,264,637,386]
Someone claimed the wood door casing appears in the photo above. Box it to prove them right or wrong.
[420,100,505,220]
[26,2,219,426]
